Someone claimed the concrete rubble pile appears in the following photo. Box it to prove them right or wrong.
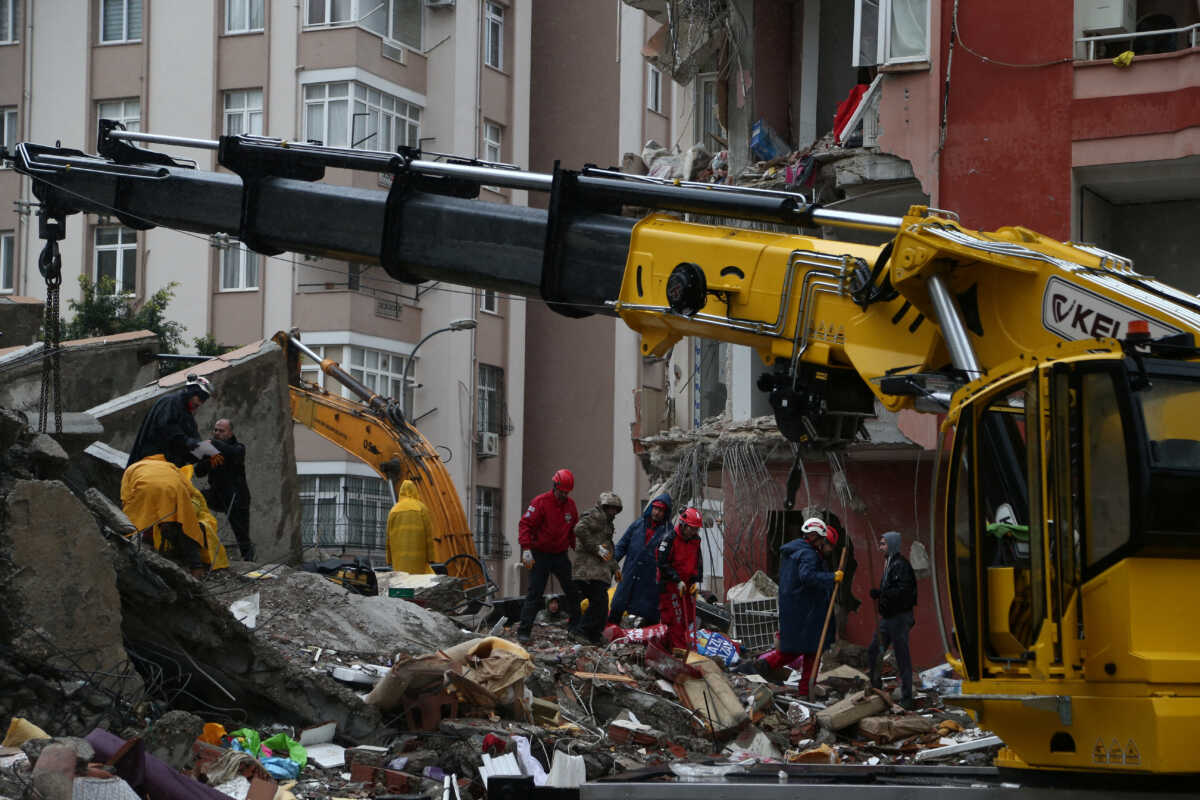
[0,319,1001,800]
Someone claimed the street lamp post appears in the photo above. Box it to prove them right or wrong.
[402,318,478,417]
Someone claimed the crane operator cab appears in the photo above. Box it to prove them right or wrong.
[942,331,1200,774]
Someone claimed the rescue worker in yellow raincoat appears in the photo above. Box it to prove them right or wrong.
[121,374,216,577]
[386,479,436,573]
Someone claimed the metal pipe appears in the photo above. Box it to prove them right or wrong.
[810,207,903,233]
[927,274,982,377]
[106,129,220,150]
[929,427,953,659]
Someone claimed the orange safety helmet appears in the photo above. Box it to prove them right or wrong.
[552,468,575,493]
[679,507,703,528]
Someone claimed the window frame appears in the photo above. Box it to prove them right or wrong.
[853,0,930,68]
[0,230,14,293]
[0,0,17,44]
[304,0,422,49]
[483,120,502,163]
[647,63,663,114]
[225,0,264,34]
[474,485,505,558]
[480,289,498,314]
[347,344,413,413]
[223,88,264,136]
[477,363,505,436]
[97,98,141,133]
[219,241,260,292]
[100,0,143,44]
[303,80,421,151]
[93,224,138,295]
[0,106,16,163]
[484,1,504,70]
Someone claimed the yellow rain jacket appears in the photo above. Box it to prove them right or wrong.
[182,464,229,570]
[121,455,211,565]
[386,480,435,574]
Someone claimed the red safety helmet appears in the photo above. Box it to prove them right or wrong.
[552,468,575,493]
[680,507,703,528]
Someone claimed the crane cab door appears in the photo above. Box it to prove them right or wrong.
[944,357,1135,681]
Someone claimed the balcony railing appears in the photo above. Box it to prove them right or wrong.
[296,280,412,320]
[1077,23,1200,61]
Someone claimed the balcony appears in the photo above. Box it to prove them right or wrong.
[295,280,421,340]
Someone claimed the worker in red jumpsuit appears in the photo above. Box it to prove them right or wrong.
[516,468,580,644]
[656,507,704,652]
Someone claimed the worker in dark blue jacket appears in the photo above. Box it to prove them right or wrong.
[608,493,671,625]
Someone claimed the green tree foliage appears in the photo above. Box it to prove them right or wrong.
[194,334,233,357]
[64,275,186,353]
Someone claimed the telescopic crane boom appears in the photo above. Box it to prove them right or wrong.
[6,126,1200,778]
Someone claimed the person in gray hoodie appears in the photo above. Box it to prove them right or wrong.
[866,531,918,707]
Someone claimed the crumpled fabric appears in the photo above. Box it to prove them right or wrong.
[121,455,209,561]
[201,749,257,785]
[181,464,228,570]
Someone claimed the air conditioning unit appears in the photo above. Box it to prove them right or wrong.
[1078,0,1136,36]
[426,0,455,8]
[478,431,500,458]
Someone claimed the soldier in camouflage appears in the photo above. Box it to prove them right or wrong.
[572,492,623,643]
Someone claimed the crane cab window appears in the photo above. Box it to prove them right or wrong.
[1135,366,1200,544]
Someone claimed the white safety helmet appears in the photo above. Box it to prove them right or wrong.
[801,517,828,538]
[184,373,215,400]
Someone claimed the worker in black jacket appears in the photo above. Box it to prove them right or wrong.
[866,530,918,707]
[195,418,255,561]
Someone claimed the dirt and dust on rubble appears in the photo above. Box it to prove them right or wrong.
[0,325,998,800]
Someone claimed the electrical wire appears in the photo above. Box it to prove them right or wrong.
[952,0,1075,69]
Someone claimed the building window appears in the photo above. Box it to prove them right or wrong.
[299,474,391,554]
[483,121,502,163]
[480,290,498,313]
[306,0,421,48]
[226,0,264,33]
[220,242,260,290]
[0,106,15,160]
[647,64,662,113]
[306,0,353,25]
[0,0,18,44]
[478,363,505,435]
[299,344,326,389]
[97,98,141,132]
[853,0,929,67]
[695,73,725,151]
[0,231,13,293]
[474,486,508,559]
[94,225,137,294]
[484,2,504,70]
[348,345,412,413]
[224,89,263,136]
[101,0,143,43]
[304,81,421,151]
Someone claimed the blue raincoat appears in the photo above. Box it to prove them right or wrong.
[609,492,672,623]
[778,537,837,653]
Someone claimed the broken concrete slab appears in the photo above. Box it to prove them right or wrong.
[913,734,1003,762]
[87,339,300,564]
[857,714,935,744]
[0,331,160,415]
[674,652,748,738]
[1,480,145,714]
[815,689,889,731]
[0,296,45,348]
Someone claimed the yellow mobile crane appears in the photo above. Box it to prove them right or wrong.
[6,124,1199,786]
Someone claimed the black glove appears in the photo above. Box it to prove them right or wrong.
[869,588,881,599]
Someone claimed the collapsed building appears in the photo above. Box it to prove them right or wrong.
[0,299,996,799]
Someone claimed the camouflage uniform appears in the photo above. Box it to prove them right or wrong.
[573,501,620,641]
[573,505,618,582]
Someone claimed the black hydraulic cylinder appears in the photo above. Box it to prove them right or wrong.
[28,165,634,316]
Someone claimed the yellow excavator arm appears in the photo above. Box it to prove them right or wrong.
[271,331,484,589]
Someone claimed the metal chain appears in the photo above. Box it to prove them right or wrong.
[37,236,63,434]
